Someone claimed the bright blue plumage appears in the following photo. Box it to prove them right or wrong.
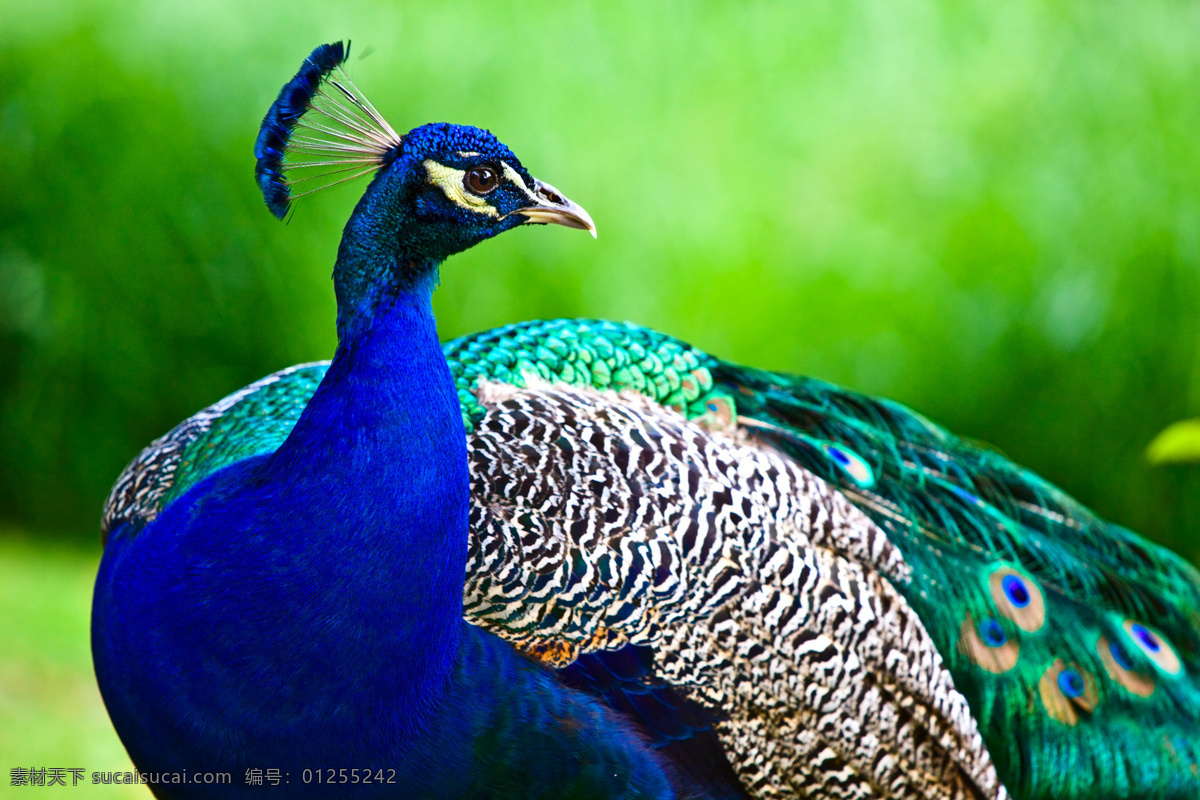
[94,42,1200,800]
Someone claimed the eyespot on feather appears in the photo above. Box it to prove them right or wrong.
[1057,667,1086,698]
[988,565,1045,633]
[696,395,735,433]
[1038,658,1099,725]
[957,614,1019,674]
[821,443,875,488]
[978,617,1007,647]
[1121,620,1183,677]
[1097,635,1155,698]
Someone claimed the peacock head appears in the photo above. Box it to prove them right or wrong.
[381,121,594,260]
[254,42,594,277]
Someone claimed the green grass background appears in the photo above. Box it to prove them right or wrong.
[1,535,139,797]
[2,0,1199,787]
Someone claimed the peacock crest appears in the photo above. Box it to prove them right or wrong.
[254,42,402,219]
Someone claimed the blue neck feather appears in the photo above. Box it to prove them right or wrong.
[266,277,469,712]
[332,156,436,336]
[256,159,471,729]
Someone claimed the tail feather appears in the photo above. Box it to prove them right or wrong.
[715,362,1200,799]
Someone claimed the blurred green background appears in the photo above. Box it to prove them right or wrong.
[2,0,1199,793]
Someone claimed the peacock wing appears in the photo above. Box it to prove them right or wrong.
[462,377,1001,800]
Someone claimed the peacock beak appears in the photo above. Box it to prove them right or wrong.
[513,179,597,238]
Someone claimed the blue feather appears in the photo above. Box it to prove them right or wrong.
[253,42,349,218]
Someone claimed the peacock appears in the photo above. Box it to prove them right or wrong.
[93,42,1200,800]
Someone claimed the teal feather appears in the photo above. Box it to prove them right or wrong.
[104,317,1200,800]
[715,363,1200,797]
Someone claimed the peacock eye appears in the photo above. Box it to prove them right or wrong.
[464,165,499,196]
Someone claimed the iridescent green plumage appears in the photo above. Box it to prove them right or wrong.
[720,366,1200,799]
[103,318,1200,800]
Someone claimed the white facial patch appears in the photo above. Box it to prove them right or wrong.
[423,160,500,217]
[500,163,542,205]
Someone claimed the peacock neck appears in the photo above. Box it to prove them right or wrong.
[331,158,437,338]
[264,218,470,723]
